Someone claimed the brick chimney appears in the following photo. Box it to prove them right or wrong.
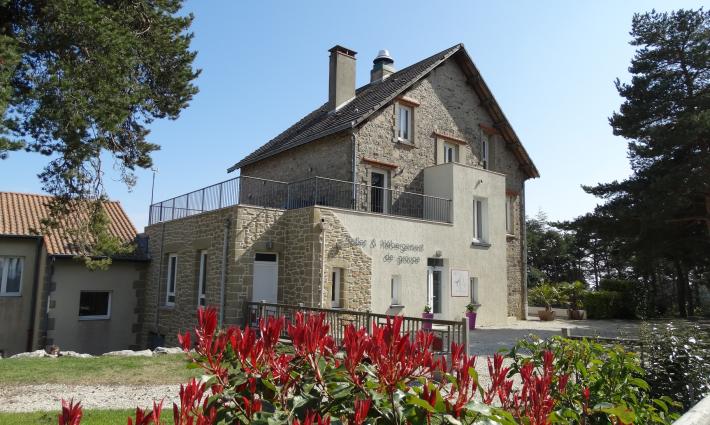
[328,45,357,110]
[370,49,395,83]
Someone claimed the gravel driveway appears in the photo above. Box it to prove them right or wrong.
[0,384,180,413]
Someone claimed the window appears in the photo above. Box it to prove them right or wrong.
[197,250,207,307]
[166,254,177,306]
[470,277,479,304]
[397,104,413,142]
[481,134,489,169]
[390,275,401,306]
[255,253,277,262]
[331,268,342,308]
[78,291,111,320]
[443,142,458,163]
[505,195,515,235]
[0,256,23,296]
[473,198,488,243]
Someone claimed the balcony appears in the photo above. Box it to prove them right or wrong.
[149,176,452,225]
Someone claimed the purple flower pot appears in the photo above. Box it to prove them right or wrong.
[466,311,477,330]
[421,312,434,330]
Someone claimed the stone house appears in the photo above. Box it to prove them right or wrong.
[0,192,147,356]
[143,44,538,347]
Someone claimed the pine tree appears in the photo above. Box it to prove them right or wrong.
[0,0,199,266]
[584,8,710,316]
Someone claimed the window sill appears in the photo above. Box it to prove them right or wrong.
[396,138,415,147]
[160,305,175,310]
[506,233,517,240]
[78,316,110,321]
[0,293,22,298]
[389,304,404,308]
[471,241,491,249]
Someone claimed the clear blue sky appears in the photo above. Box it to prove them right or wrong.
[1,0,705,230]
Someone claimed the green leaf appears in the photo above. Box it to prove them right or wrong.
[599,405,635,423]
[405,396,435,412]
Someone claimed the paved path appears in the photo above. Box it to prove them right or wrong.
[469,317,643,356]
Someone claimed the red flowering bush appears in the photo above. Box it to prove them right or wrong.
[58,307,679,424]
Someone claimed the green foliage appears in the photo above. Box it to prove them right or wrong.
[599,279,639,319]
[0,0,199,265]
[504,336,681,424]
[528,282,566,309]
[526,212,586,286]
[639,322,710,410]
[559,281,587,310]
[583,291,623,319]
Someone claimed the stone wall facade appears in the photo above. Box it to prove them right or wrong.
[319,209,372,310]
[241,132,353,184]
[141,204,373,347]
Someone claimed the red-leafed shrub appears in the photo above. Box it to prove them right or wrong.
[59,307,679,424]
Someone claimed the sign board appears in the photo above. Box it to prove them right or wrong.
[451,269,469,297]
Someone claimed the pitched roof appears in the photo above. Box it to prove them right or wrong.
[228,43,539,179]
[0,192,138,256]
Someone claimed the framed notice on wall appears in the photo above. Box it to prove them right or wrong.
[451,269,469,297]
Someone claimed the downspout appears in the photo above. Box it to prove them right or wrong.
[26,237,43,352]
[42,256,56,348]
[351,129,357,204]
[155,222,166,334]
[521,182,528,320]
[219,217,231,327]
[320,220,326,307]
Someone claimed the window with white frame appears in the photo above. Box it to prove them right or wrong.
[443,142,458,163]
[481,134,489,169]
[197,250,207,307]
[166,254,177,306]
[78,291,111,320]
[0,256,23,296]
[505,195,515,235]
[397,104,413,143]
[390,275,402,306]
[473,198,488,243]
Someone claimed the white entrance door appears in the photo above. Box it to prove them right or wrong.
[331,268,341,308]
[252,253,278,303]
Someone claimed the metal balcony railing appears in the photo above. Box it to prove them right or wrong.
[148,176,288,224]
[149,176,452,225]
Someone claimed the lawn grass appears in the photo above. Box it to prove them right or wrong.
[0,354,200,386]
[0,409,160,425]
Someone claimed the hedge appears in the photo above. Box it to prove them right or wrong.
[584,290,624,319]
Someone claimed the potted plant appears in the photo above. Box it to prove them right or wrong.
[536,283,558,321]
[465,303,480,330]
[422,304,433,330]
[564,281,586,320]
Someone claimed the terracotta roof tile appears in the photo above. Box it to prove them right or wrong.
[0,192,138,256]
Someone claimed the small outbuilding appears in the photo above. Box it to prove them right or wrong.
[0,192,147,356]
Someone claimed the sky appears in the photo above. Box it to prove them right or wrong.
[1,0,706,230]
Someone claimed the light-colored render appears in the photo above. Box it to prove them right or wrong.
[330,163,508,325]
